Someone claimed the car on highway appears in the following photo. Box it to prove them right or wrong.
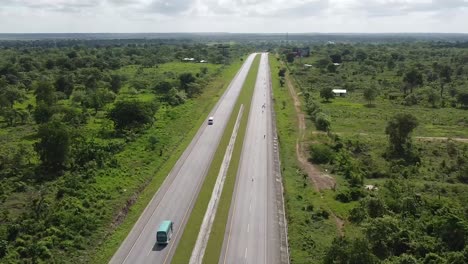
[156,220,173,244]
[208,116,214,125]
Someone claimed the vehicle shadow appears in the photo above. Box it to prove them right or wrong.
[152,243,167,251]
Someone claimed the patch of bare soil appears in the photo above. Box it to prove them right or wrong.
[331,213,345,237]
[284,73,336,191]
[416,136,468,143]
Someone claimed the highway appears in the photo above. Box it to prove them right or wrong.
[220,53,284,264]
[109,53,257,264]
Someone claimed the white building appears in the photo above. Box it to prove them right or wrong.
[332,89,347,97]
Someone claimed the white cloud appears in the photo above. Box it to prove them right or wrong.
[0,0,467,33]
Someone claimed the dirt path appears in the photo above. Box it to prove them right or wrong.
[284,72,336,192]
[416,136,468,143]
[283,70,343,236]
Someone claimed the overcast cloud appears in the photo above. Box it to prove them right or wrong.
[0,0,467,33]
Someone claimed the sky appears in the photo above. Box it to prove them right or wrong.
[0,0,467,33]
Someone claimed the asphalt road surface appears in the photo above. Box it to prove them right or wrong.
[110,53,257,264]
[220,53,282,264]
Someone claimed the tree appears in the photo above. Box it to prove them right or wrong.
[457,92,468,108]
[315,57,331,69]
[364,216,401,258]
[403,69,423,94]
[0,85,26,109]
[179,72,196,92]
[286,52,295,63]
[315,112,331,131]
[427,89,441,108]
[278,68,286,77]
[55,75,74,98]
[330,54,342,63]
[279,78,285,87]
[33,102,54,124]
[320,87,335,102]
[385,113,418,157]
[363,87,377,106]
[154,81,172,94]
[34,80,56,105]
[186,82,202,98]
[164,87,186,106]
[327,63,337,73]
[324,237,378,264]
[438,65,452,98]
[355,49,368,61]
[107,100,158,131]
[110,75,123,93]
[35,121,70,173]
[83,88,115,114]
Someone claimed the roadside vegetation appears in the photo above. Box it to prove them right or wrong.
[277,42,468,263]
[0,39,250,263]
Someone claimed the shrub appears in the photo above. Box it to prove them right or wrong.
[309,144,335,164]
[107,100,158,131]
[315,112,331,131]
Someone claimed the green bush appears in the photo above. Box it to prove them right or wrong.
[315,112,331,131]
[309,144,335,164]
[107,100,158,131]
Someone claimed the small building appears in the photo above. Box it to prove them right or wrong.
[365,185,378,191]
[182,58,195,62]
[199,60,207,63]
[304,64,313,68]
[333,63,341,66]
[332,89,347,97]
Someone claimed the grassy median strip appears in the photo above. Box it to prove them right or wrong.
[90,58,245,264]
[172,55,261,264]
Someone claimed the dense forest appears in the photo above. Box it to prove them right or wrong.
[278,42,468,263]
[0,39,250,263]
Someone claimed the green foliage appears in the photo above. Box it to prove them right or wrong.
[426,89,440,108]
[179,72,196,91]
[320,87,335,102]
[34,79,56,105]
[324,237,379,264]
[107,100,158,131]
[385,113,419,159]
[0,84,26,109]
[403,69,423,94]
[55,75,74,97]
[457,91,468,107]
[109,74,123,93]
[35,121,71,174]
[309,144,334,164]
[286,52,295,63]
[315,112,331,131]
[363,87,378,106]
[278,68,286,77]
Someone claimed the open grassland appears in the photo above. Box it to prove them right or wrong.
[313,94,468,138]
[172,55,260,264]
